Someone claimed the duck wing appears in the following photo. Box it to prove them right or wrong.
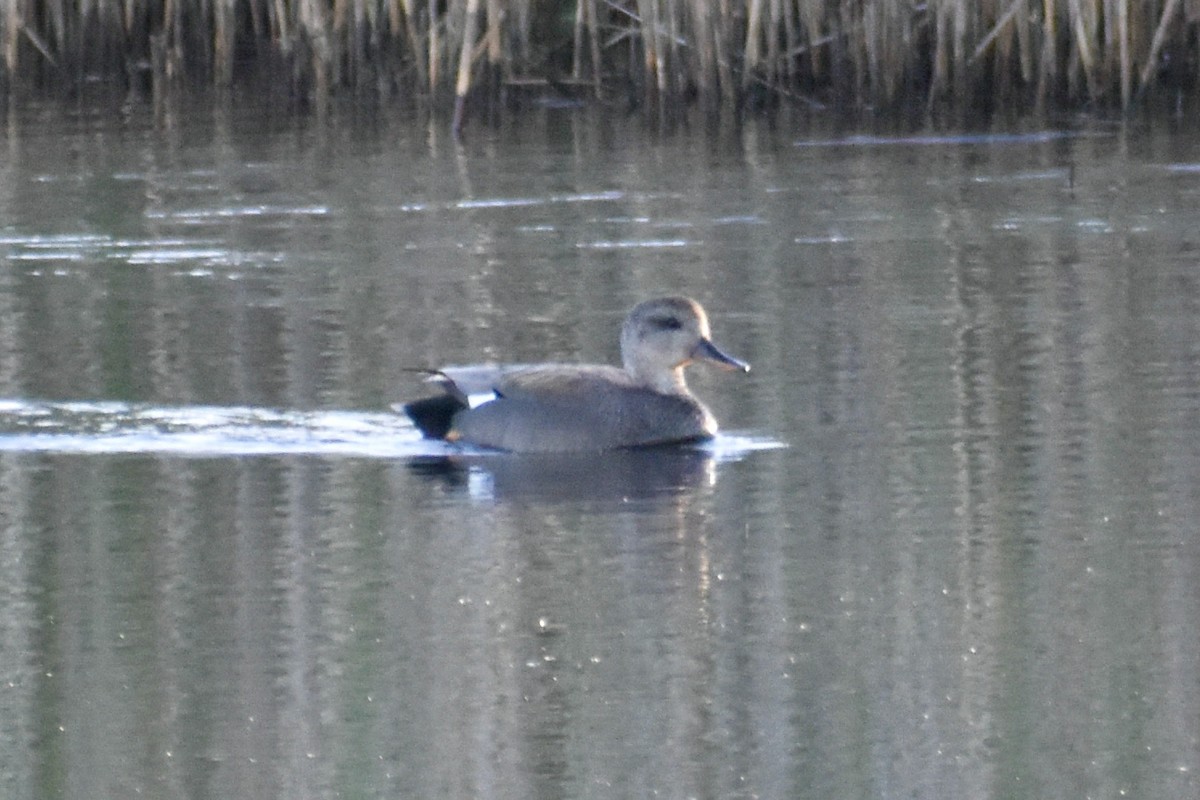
[453,366,711,452]
[401,364,607,439]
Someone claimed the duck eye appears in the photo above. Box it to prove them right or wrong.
[654,316,683,331]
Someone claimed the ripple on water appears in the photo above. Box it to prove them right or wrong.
[0,400,784,460]
[1,231,280,272]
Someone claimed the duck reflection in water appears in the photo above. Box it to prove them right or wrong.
[401,297,749,453]
[406,446,718,503]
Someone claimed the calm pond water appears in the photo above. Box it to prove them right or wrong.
[1,99,1199,799]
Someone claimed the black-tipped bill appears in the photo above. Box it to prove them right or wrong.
[694,338,751,372]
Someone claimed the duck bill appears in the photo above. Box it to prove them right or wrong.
[694,338,751,372]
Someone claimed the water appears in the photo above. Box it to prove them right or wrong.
[1,101,1199,798]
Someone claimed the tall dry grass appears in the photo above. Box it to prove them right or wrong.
[1,1,1196,119]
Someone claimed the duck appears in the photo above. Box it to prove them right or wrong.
[402,296,749,453]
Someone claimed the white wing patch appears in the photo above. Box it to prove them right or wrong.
[467,391,499,409]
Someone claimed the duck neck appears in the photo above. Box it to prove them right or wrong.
[626,357,689,395]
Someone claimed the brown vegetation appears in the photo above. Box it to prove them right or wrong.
[1,1,1197,120]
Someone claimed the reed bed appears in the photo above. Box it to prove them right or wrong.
[1,1,1196,120]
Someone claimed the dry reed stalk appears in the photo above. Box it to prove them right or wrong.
[573,0,586,80]
[780,0,799,83]
[4,0,21,76]
[396,0,427,93]
[332,0,347,43]
[452,0,481,136]
[1140,0,1182,96]
[332,0,350,88]
[656,0,672,101]
[980,0,1002,95]
[743,0,764,88]
[428,0,439,92]
[511,0,530,71]
[302,0,332,98]
[885,1,907,103]
[711,1,725,99]
[862,2,878,100]
[1015,0,1033,84]
[765,0,782,87]
[273,0,291,53]
[387,0,400,37]
[1116,0,1131,107]
[689,0,717,102]
[1068,0,1100,100]
[839,2,864,100]
[247,0,264,44]
[1038,0,1059,106]
[969,0,1018,100]
[159,0,177,81]
[798,0,822,79]
[44,0,64,62]
[971,0,1024,65]
[639,0,659,108]
[654,0,671,115]
[586,0,602,98]
[864,1,911,104]
[952,0,968,99]
[215,0,234,86]
[927,0,949,104]
[18,20,55,69]
[485,0,501,65]
[666,0,682,101]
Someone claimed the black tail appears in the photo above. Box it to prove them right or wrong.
[403,395,467,440]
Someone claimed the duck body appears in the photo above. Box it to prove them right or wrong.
[403,297,748,453]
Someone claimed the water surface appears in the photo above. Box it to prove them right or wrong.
[1,102,1198,799]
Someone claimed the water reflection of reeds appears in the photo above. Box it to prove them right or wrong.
[1,2,1195,119]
